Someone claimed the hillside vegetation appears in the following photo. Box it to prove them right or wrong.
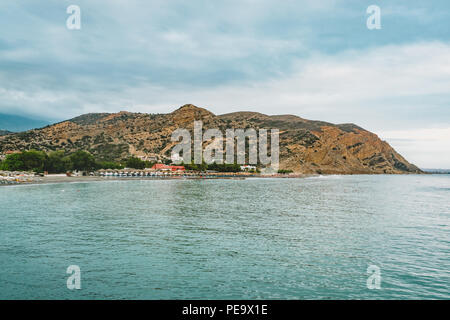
[0,104,422,174]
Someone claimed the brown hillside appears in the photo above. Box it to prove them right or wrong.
[0,104,422,174]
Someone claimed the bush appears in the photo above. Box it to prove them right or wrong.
[69,150,96,172]
[125,157,145,169]
[44,151,71,173]
[182,161,241,172]
[278,169,293,174]
[1,150,47,172]
[96,161,124,170]
[0,150,155,173]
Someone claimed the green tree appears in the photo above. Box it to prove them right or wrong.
[96,161,124,170]
[21,150,47,172]
[125,157,145,169]
[144,161,156,168]
[182,161,241,172]
[278,169,293,174]
[69,150,96,172]
[1,150,46,172]
[207,163,241,172]
[44,151,71,173]
[1,153,25,171]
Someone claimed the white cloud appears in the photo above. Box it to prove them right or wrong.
[1,41,449,167]
[111,41,450,132]
[379,128,450,169]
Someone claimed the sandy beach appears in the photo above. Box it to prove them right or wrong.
[0,174,242,186]
[0,174,104,186]
[0,172,316,186]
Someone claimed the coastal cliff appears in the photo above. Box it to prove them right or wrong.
[0,104,422,174]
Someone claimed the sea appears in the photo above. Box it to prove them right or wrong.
[0,175,449,299]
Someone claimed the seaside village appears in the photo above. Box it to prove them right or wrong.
[98,163,257,177]
[0,150,260,185]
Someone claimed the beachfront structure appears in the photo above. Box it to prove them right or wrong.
[151,164,185,171]
[171,153,183,163]
[97,164,185,177]
[97,168,186,178]
[137,154,158,162]
[240,165,257,171]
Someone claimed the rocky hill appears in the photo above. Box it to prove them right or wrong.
[0,104,422,174]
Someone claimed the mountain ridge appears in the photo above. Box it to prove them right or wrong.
[0,104,422,174]
[0,113,50,132]
[0,129,12,136]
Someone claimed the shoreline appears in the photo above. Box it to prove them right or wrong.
[0,172,436,187]
[0,175,254,186]
[1,174,311,186]
[0,173,319,186]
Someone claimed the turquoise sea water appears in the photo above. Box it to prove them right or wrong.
[0,175,449,299]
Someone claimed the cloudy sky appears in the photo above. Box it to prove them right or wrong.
[0,0,449,168]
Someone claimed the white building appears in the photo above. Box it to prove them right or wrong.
[240,165,257,171]
[138,154,158,162]
[171,153,183,163]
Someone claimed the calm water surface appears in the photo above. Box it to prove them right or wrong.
[0,175,449,299]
